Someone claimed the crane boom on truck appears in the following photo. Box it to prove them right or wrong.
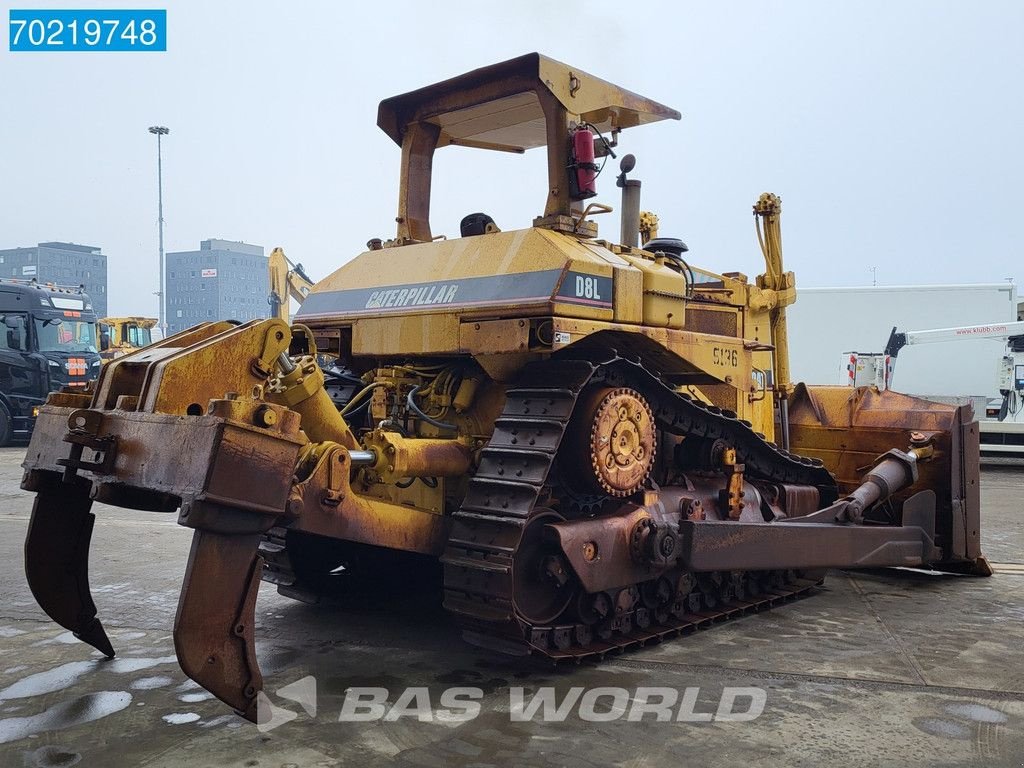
[886,321,1024,356]
[843,320,1024,391]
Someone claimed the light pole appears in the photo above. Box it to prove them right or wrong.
[148,125,169,336]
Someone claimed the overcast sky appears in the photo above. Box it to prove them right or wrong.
[1,1,1021,317]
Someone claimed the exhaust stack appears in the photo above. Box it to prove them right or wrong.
[618,154,641,248]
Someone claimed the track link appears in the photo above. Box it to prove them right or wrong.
[509,571,822,660]
[441,354,836,658]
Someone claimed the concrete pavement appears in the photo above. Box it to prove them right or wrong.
[1,448,1022,767]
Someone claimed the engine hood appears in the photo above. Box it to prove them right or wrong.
[295,227,624,324]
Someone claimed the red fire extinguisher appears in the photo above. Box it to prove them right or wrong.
[569,126,599,200]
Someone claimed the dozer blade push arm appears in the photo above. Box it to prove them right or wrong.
[677,490,943,573]
[679,443,945,572]
[546,431,985,596]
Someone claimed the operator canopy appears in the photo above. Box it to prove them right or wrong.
[377,52,681,153]
[377,53,681,243]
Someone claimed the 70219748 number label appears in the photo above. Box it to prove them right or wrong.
[9,9,166,52]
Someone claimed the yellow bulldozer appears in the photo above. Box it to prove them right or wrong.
[21,54,988,722]
[98,316,158,360]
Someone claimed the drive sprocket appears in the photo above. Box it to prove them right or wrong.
[575,386,657,497]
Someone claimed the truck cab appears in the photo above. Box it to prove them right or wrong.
[0,280,100,443]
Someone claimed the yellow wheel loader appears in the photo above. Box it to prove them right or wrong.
[98,316,157,361]
[22,54,988,722]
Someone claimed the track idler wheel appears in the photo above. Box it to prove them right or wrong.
[512,511,575,625]
[566,387,656,498]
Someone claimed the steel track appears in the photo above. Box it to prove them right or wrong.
[441,355,836,658]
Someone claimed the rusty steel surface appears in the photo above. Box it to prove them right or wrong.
[778,483,820,517]
[789,384,983,567]
[288,443,452,556]
[134,319,290,415]
[23,401,305,520]
[23,474,114,658]
[720,447,746,520]
[91,321,235,409]
[571,386,656,497]
[512,510,573,625]
[836,448,920,523]
[94,319,290,415]
[678,513,938,572]
[174,530,264,720]
[546,502,661,594]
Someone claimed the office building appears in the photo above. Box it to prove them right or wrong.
[0,242,108,316]
[166,239,268,334]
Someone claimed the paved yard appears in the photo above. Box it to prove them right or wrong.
[1,447,1022,767]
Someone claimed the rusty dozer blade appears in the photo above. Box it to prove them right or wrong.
[23,475,115,658]
[175,531,264,721]
[788,384,991,575]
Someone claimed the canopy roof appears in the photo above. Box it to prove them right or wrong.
[377,53,680,153]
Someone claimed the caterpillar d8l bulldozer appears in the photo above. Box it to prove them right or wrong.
[21,53,989,721]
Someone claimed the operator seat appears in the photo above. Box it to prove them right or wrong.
[460,213,501,237]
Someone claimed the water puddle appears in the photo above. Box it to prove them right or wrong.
[178,692,213,703]
[22,744,82,767]
[31,632,80,647]
[108,656,178,674]
[0,691,132,744]
[944,702,1008,724]
[912,717,971,740]
[131,676,175,691]
[92,583,131,594]
[199,714,236,729]
[162,712,200,725]
[0,657,177,700]
[0,662,95,700]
